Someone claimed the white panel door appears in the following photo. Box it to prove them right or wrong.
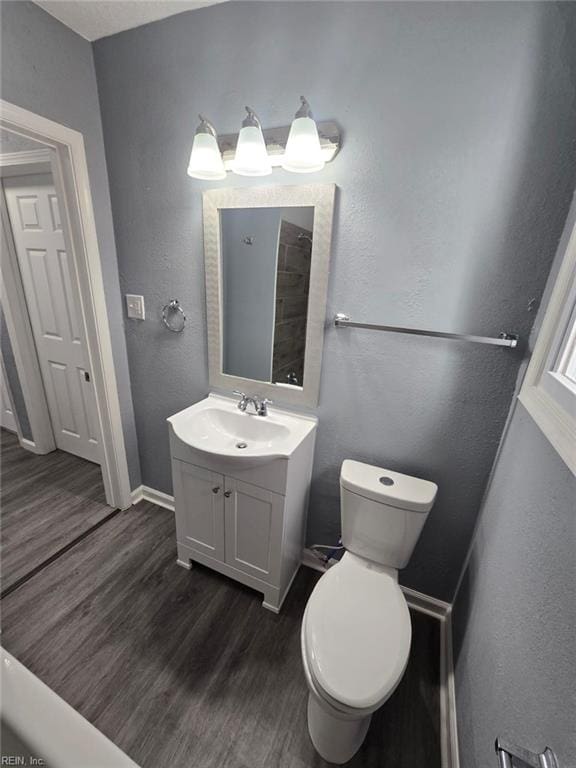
[224,478,283,585]
[3,174,100,462]
[0,361,18,432]
[173,460,225,560]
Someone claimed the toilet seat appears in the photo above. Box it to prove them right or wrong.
[302,553,411,712]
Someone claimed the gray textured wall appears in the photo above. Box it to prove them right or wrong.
[94,1,576,600]
[221,208,279,381]
[1,1,141,487]
[453,405,576,768]
[452,196,576,767]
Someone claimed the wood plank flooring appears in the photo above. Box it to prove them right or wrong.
[0,429,112,593]
[1,502,441,768]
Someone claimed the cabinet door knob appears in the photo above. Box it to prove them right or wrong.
[212,486,220,494]
[224,490,232,498]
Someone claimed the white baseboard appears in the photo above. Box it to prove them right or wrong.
[402,584,452,621]
[130,485,174,512]
[301,547,326,573]
[19,438,49,455]
[442,610,460,768]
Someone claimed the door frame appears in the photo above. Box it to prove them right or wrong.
[0,100,132,510]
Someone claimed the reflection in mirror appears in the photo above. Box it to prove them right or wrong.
[0,127,42,444]
[221,206,314,388]
[0,303,32,439]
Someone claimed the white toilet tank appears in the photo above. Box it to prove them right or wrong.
[340,460,438,569]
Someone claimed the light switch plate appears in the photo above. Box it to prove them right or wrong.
[126,294,145,320]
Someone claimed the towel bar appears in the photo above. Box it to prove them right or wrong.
[334,313,518,348]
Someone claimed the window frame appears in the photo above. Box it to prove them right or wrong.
[519,216,576,476]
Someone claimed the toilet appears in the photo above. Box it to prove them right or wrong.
[301,459,438,764]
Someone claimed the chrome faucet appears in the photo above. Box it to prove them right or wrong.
[233,391,272,417]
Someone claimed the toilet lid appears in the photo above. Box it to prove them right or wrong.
[303,554,411,711]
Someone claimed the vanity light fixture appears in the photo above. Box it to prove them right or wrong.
[232,107,272,177]
[186,102,341,179]
[282,97,325,173]
[187,115,226,180]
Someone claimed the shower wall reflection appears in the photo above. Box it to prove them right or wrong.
[271,220,312,386]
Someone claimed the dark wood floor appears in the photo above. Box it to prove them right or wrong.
[0,429,112,593]
[1,501,441,768]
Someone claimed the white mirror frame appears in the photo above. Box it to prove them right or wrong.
[203,183,336,408]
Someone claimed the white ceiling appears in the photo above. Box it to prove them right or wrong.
[34,1,227,42]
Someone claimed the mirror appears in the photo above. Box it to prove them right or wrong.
[203,185,336,407]
[221,206,314,387]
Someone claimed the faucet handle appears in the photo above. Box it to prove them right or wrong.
[256,397,273,416]
[233,390,248,412]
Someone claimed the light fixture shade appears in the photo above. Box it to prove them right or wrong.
[232,108,271,176]
[282,116,325,173]
[232,125,272,176]
[187,117,226,180]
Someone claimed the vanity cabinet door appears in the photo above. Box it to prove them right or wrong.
[223,478,283,586]
[173,460,225,561]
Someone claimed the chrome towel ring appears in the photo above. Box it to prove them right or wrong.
[162,299,186,333]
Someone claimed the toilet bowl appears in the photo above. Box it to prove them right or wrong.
[301,552,411,763]
[301,460,437,763]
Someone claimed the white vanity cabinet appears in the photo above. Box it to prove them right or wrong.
[172,461,226,562]
[168,396,317,613]
[173,462,283,587]
[223,477,284,585]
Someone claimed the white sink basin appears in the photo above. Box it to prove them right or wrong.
[167,394,317,464]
